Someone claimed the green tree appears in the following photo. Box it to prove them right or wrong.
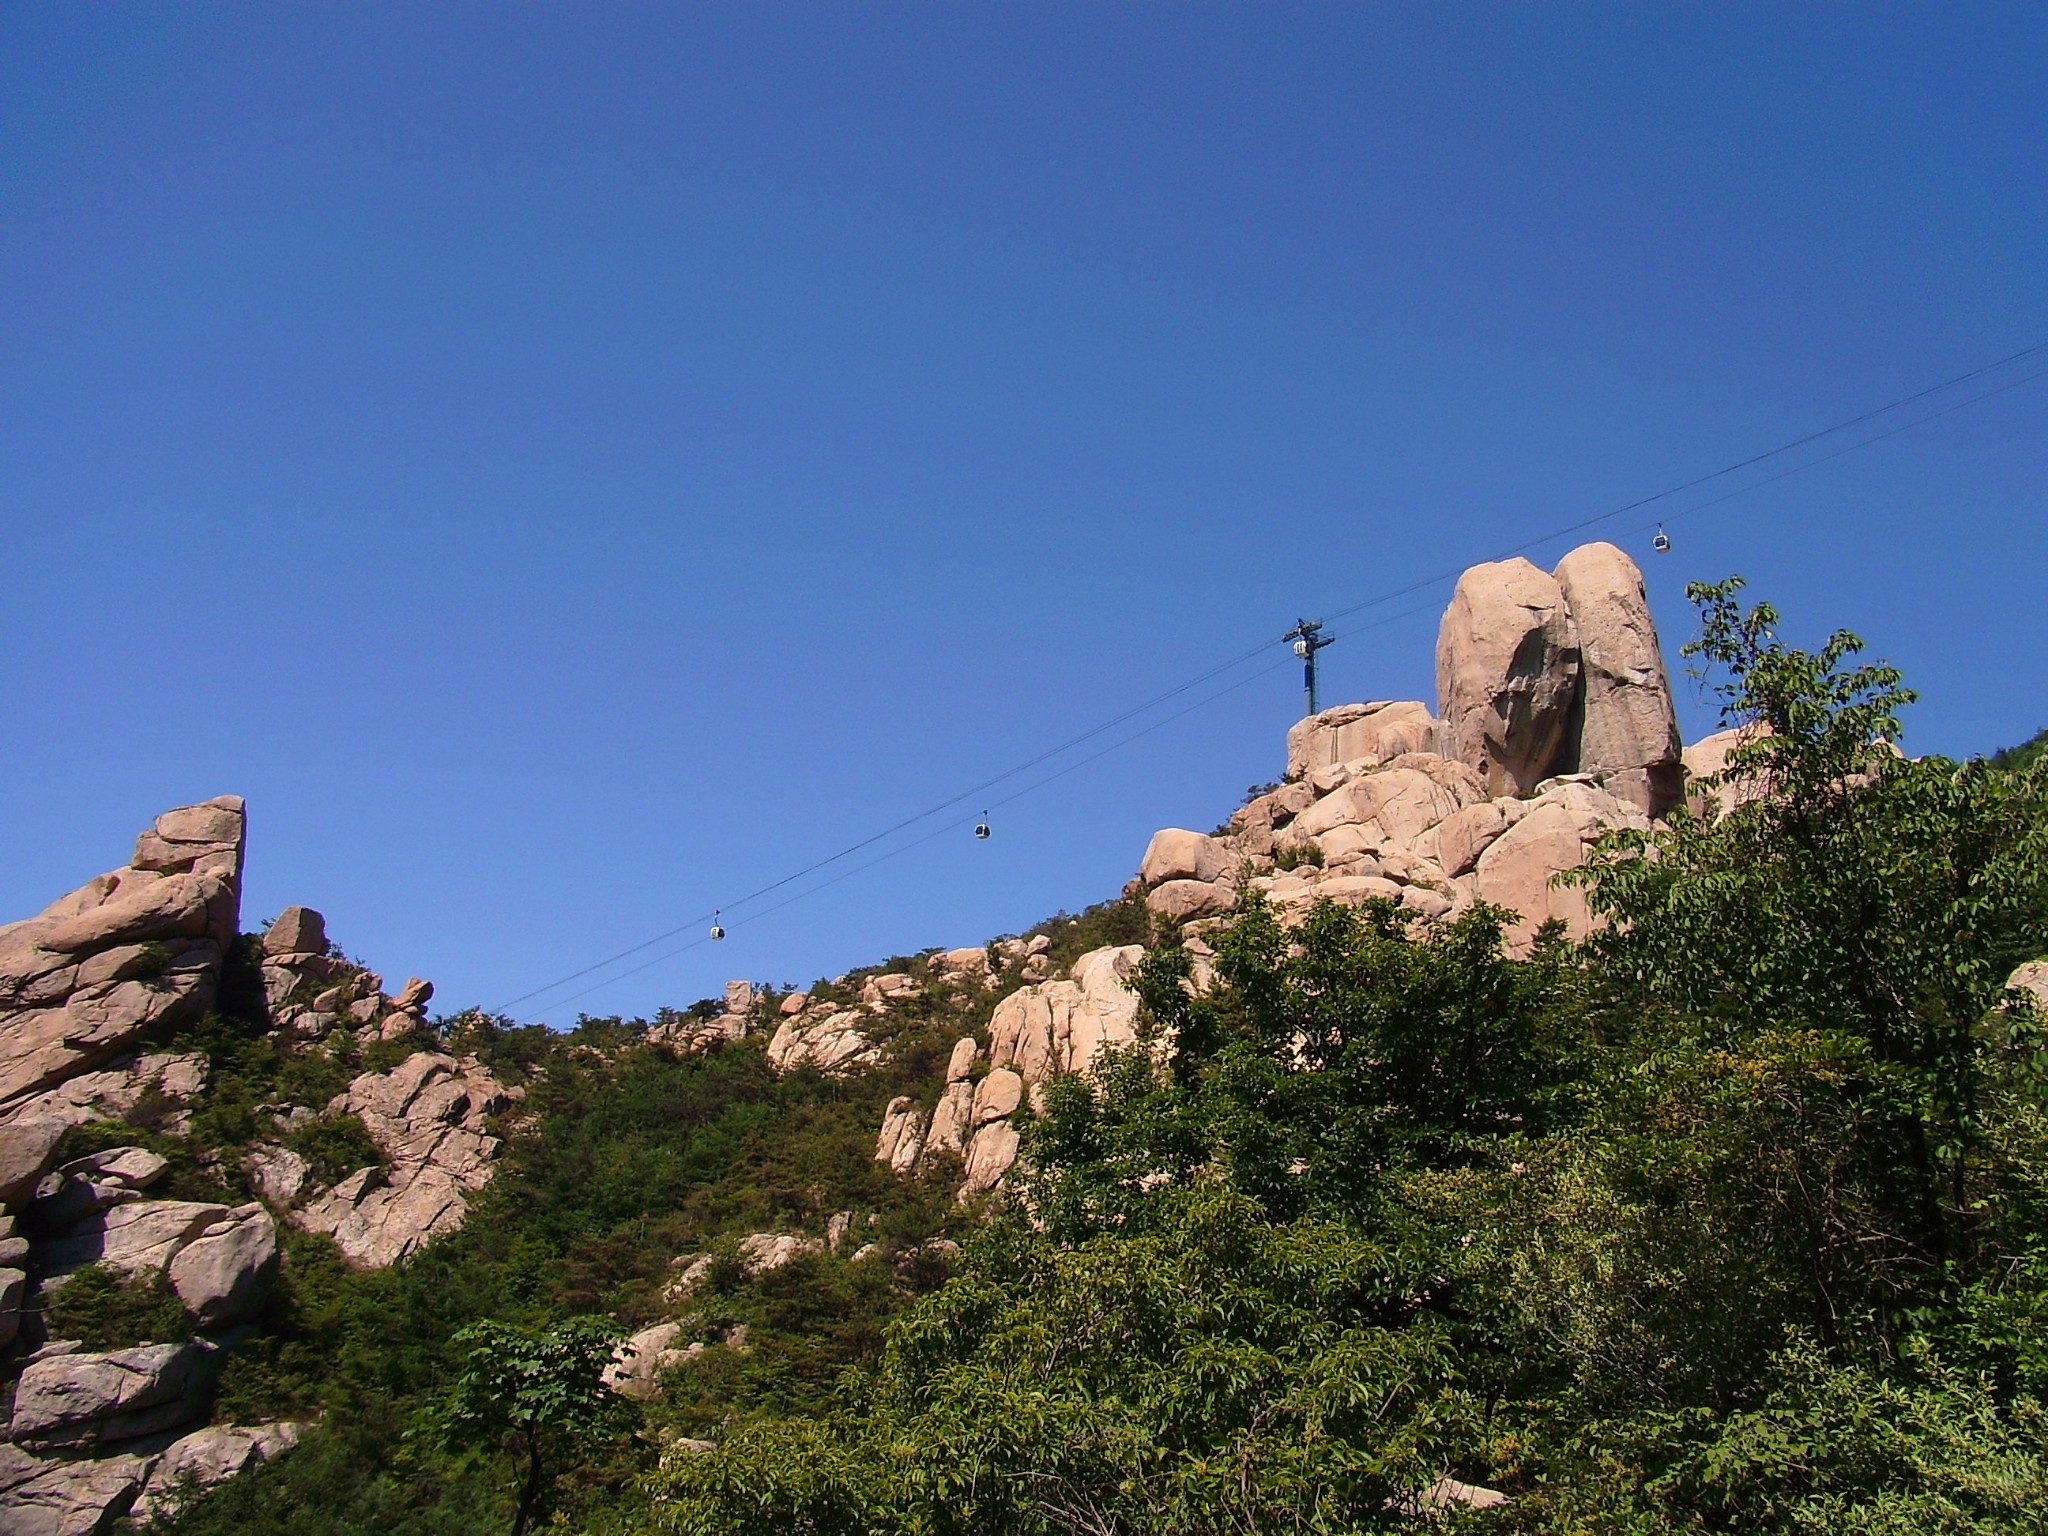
[657,1188,1484,1536]
[1568,577,2048,1339]
[418,1316,638,1536]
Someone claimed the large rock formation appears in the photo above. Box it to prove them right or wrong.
[8,1340,224,1451]
[1127,544,1685,949]
[1435,559,1581,797]
[293,1051,517,1268]
[863,545,1722,1205]
[1553,542,1682,815]
[0,799,509,1530]
[0,799,244,1121]
[871,945,1149,1199]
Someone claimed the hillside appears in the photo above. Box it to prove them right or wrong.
[2,552,2045,1535]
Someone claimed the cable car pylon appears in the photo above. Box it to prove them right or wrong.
[1283,618,1335,717]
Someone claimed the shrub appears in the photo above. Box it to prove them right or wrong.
[39,1265,192,1351]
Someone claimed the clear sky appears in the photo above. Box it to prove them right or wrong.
[3,4,2043,1025]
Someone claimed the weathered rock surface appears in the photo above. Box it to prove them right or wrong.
[0,1052,207,1135]
[1553,542,1681,815]
[126,1422,303,1524]
[293,1052,516,1268]
[8,1341,220,1449]
[1436,559,1581,797]
[960,1121,1023,1196]
[260,905,326,960]
[0,1446,154,1535]
[56,1147,166,1194]
[0,1122,69,1210]
[1285,700,1438,782]
[735,1232,821,1275]
[986,946,1145,1089]
[1469,779,1649,949]
[242,1145,309,1208]
[1138,830,1234,887]
[765,1008,879,1075]
[0,799,243,1117]
[166,1206,277,1326]
[923,1039,980,1157]
[959,946,1147,1194]
[1143,878,1238,923]
[874,1097,925,1173]
[603,1322,690,1402]
[35,1199,233,1283]
[1681,724,1771,817]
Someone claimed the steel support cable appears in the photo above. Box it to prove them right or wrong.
[490,631,1289,1012]
[526,648,1305,1018]
[527,599,1450,1021]
[1315,340,2048,630]
[494,342,2048,1016]
[1627,365,2048,543]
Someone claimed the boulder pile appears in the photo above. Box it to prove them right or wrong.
[255,904,436,1045]
[873,944,1148,1198]
[291,1050,518,1268]
[0,797,244,1125]
[0,799,506,1528]
[1138,542,1683,951]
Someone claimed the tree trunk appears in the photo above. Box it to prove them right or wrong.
[510,1437,547,1536]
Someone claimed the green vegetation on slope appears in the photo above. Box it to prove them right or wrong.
[654,579,2048,1535]
[1993,726,2048,774]
[140,578,2048,1535]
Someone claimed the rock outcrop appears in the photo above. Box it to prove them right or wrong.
[1285,700,1437,782]
[604,1322,690,1402]
[256,905,435,1045]
[0,799,243,1122]
[873,945,1149,1199]
[1126,544,1685,951]
[1435,559,1581,797]
[765,1006,881,1075]
[0,1443,156,1535]
[293,1051,517,1268]
[0,799,511,1527]
[1553,542,1682,815]
[8,1340,224,1450]
[862,545,1729,1208]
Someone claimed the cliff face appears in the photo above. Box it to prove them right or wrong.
[0,798,245,1125]
[0,803,510,1529]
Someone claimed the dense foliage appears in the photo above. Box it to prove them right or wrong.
[147,582,2048,1533]
[650,583,2048,1535]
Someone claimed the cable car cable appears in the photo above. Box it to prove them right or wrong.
[1315,339,2048,630]
[492,342,2048,1017]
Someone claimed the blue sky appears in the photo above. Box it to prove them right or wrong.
[3,4,2043,1025]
